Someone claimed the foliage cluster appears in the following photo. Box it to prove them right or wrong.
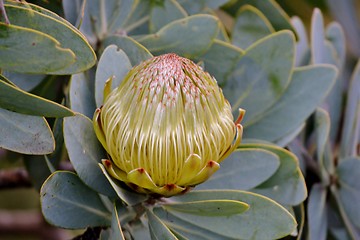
[0,0,359,239]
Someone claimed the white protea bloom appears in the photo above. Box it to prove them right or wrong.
[94,53,244,197]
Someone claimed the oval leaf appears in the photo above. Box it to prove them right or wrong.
[197,148,280,190]
[5,2,96,74]
[161,190,296,239]
[138,14,220,58]
[41,171,111,229]
[0,107,54,154]
[147,210,178,240]
[291,16,309,67]
[241,143,307,205]
[69,73,96,119]
[340,60,360,158]
[0,23,74,73]
[0,77,73,117]
[95,45,132,107]
[2,71,44,91]
[336,157,360,228]
[150,0,187,33]
[244,65,337,143]
[232,5,274,49]
[109,202,126,240]
[225,0,296,34]
[199,39,244,86]
[224,31,295,122]
[103,36,153,66]
[154,208,229,240]
[307,184,328,240]
[63,114,115,197]
[164,200,249,216]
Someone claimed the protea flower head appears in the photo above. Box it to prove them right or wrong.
[93,53,244,197]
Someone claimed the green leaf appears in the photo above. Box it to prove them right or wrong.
[0,108,54,154]
[225,0,296,34]
[232,5,274,49]
[0,76,73,117]
[69,72,96,119]
[240,143,307,205]
[315,109,333,182]
[164,200,248,216]
[311,9,328,64]
[244,65,337,143]
[128,219,152,240]
[63,114,115,197]
[138,14,220,58]
[274,123,305,147]
[310,9,343,143]
[121,0,152,35]
[147,210,178,240]
[0,23,74,73]
[45,116,64,170]
[291,16,309,67]
[327,0,360,57]
[99,163,148,206]
[150,0,187,33]
[24,118,64,190]
[162,190,296,239]
[326,22,346,68]
[197,148,280,190]
[41,171,111,229]
[109,202,126,240]
[63,0,137,43]
[294,204,306,240]
[2,71,44,91]
[4,1,96,74]
[340,60,360,158]
[95,45,132,107]
[103,36,153,66]
[199,39,244,86]
[177,0,229,15]
[307,184,328,240]
[336,157,360,229]
[224,31,295,122]
[155,209,229,240]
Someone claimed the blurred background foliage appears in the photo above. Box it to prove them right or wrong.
[0,0,359,239]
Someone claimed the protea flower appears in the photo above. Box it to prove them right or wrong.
[93,53,244,197]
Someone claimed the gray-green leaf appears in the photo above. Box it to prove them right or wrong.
[138,14,220,58]
[232,5,274,49]
[241,143,307,205]
[0,107,54,154]
[103,36,153,66]
[149,0,187,33]
[95,45,132,107]
[244,65,337,143]
[163,190,296,239]
[0,23,75,73]
[197,148,280,190]
[163,199,249,216]
[41,171,111,229]
[0,76,73,117]
[63,114,115,197]
[147,210,178,240]
[4,1,96,74]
